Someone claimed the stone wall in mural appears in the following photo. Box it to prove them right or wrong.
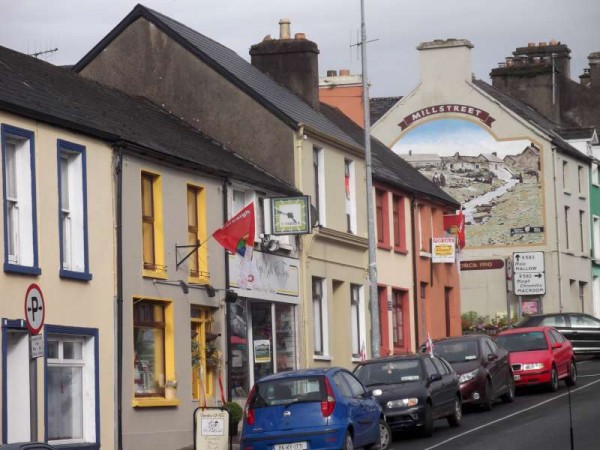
[392,119,544,247]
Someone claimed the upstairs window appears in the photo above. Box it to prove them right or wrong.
[141,171,165,277]
[344,159,356,234]
[376,189,390,247]
[58,140,91,280]
[393,195,407,252]
[313,147,325,226]
[2,125,39,274]
[187,185,208,282]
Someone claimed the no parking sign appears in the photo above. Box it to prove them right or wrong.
[24,284,45,335]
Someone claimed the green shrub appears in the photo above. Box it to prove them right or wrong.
[224,401,243,423]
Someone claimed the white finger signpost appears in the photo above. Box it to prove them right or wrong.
[24,284,45,335]
[513,252,545,317]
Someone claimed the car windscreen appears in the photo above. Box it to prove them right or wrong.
[433,340,479,363]
[496,331,548,352]
[354,360,422,386]
[249,376,325,408]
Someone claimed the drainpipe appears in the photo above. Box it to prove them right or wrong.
[223,180,232,402]
[411,197,420,348]
[114,144,124,450]
[552,146,564,312]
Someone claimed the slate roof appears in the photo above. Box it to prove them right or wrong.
[370,97,402,124]
[73,4,361,152]
[473,79,591,163]
[481,153,504,163]
[320,103,460,208]
[0,45,298,195]
[558,127,596,141]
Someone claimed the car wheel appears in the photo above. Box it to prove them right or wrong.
[501,377,515,403]
[481,379,493,411]
[447,395,462,427]
[343,431,354,450]
[378,419,392,450]
[421,402,434,437]
[548,366,559,392]
[565,360,577,387]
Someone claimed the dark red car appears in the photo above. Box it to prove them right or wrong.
[496,326,576,391]
[422,335,515,410]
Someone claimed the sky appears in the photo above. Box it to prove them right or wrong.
[2,0,599,98]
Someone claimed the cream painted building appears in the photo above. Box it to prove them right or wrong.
[372,39,593,319]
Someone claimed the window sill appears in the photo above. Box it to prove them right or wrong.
[143,268,169,279]
[419,251,432,258]
[578,194,587,200]
[60,269,93,281]
[132,397,181,408]
[4,263,41,276]
[313,355,332,362]
[564,190,571,196]
[394,248,408,255]
[188,275,210,285]
[377,243,392,251]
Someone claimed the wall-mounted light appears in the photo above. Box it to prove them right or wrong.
[260,234,280,252]
[225,290,239,303]
[179,280,189,294]
[205,284,216,298]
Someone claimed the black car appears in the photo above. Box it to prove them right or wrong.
[0,444,56,450]
[515,313,600,355]
[421,335,515,410]
[354,354,462,437]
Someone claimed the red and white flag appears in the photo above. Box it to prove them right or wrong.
[212,203,255,256]
[425,334,434,356]
[360,341,367,362]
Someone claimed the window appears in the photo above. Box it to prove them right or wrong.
[232,188,263,237]
[593,216,600,260]
[133,299,177,405]
[420,282,427,299]
[376,189,385,245]
[313,147,325,226]
[191,306,214,400]
[344,159,356,234]
[579,210,585,253]
[141,172,165,277]
[578,282,586,311]
[58,140,91,280]
[565,206,570,250]
[392,290,405,348]
[312,277,327,356]
[350,284,361,358]
[562,160,568,191]
[423,358,437,378]
[578,165,584,194]
[592,163,599,186]
[2,125,39,274]
[187,185,208,282]
[445,287,452,336]
[393,195,406,252]
[46,327,98,446]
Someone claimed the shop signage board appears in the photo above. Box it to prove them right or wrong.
[460,259,504,271]
[432,237,456,263]
[194,407,229,450]
[30,334,44,359]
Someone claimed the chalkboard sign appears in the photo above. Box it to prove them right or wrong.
[194,407,230,450]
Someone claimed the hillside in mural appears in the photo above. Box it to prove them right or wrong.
[392,119,543,247]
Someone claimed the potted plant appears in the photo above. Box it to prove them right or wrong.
[224,401,243,436]
[165,378,178,400]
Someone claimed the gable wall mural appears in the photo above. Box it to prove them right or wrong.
[391,116,544,248]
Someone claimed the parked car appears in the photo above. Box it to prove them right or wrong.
[421,335,515,410]
[241,367,391,450]
[0,444,56,449]
[496,326,576,391]
[514,313,600,356]
[354,354,462,437]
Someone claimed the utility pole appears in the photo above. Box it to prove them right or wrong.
[360,0,380,358]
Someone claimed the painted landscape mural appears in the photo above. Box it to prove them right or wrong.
[392,119,544,247]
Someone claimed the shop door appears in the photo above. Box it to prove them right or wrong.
[5,330,32,442]
[251,303,273,382]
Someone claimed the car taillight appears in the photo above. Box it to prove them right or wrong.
[321,377,336,417]
[245,385,256,425]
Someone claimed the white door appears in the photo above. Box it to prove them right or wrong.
[6,331,31,442]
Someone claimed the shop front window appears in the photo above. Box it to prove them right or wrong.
[252,303,273,382]
[229,299,249,399]
[191,305,216,401]
[134,301,166,396]
[275,304,295,372]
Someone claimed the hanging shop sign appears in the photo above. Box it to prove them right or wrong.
[432,237,456,263]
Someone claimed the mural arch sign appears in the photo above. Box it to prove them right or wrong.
[391,114,544,248]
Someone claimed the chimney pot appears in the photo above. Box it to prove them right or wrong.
[279,18,291,39]
[549,39,559,46]
[506,57,513,66]
[295,32,306,40]
[327,70,338,77]
[528,42,536,47]
[339,69,351,76]
[539,41,547,47]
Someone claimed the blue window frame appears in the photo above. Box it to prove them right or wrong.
[1,124,40,275]
[57,140,91,280]
[44,325,100,450]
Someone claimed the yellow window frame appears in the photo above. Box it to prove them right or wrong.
[141,171,167,279]
[187,184,209,284]
[191,306,215,401]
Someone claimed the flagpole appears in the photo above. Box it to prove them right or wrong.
[360,0,380,358]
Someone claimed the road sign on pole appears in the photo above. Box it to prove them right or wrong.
[514,272,546,295]
[513,251,545,273]
[24,284,45,335]
[513,252,545,297]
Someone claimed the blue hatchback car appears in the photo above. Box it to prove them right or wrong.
[240,367,390,450]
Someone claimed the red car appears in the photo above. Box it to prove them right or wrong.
[496,326,576,391]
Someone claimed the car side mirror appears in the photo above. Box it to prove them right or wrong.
[429,373,442,383]
[552,342,562,349]
[371,388,383,397]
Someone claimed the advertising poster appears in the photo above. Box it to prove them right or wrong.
[253,339,271,363]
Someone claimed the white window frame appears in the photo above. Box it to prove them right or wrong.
[313,147,326,227]
[231,187,264,237]
[58,140,90,279]
[344,159,357,234]
[592,163,599,187]
[350,284,366,361]
[2,125,38,273]
[312,277,329,358]
[578,165,584,194]
[46,330,97,447]
[593,215,600,260]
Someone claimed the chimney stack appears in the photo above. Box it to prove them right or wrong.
[416,39,474,86]
[588,52,600,93]
[250,19,320,110]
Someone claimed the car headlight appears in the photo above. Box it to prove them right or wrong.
[459,369,479,384]
[387,398,419,408]
[522,363,545,371]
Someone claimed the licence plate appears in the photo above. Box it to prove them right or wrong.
[274,443,308,450]
[514,374,521,381]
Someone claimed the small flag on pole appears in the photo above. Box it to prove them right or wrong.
[360,341,367,362]
[425,334,434,356]
[212,203,255,256]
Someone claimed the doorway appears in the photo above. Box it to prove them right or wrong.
[4,328,32,443]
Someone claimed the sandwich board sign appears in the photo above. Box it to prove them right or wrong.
[194,407,229,450]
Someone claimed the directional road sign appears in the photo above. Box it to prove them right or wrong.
[24,284,45,335]
[514,272,546,295]
[513,252,545,273]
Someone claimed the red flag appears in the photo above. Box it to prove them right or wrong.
[443,211,465,249]
[212,203,255,256]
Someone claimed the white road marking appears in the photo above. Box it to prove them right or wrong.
[424,378,600,450]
